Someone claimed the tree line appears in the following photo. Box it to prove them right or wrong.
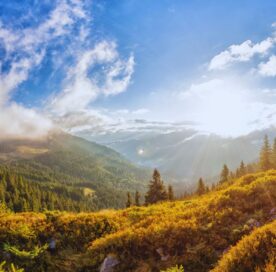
[126,169,174,207]
[135,134,276,206]
[0,169,97,212]
[194,134,276,196]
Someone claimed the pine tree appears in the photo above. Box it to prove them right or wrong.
[271,138,276,169]
[219,164,229,184]
[196,178,205,195]
[235,168,240,178]
[229,171,235,180]
[246,163,254,174]
[239,160,246,177]
[168,185,174,201]
[145,169,168,205]
[211,183,216,191]
[126,192,132,208]
[259,135,272,171]
[135,191,140,206]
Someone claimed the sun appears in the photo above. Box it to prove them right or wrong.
[191,79,251,136]
[137,148,145,156]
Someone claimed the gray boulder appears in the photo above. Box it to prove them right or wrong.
[100,255,119,272]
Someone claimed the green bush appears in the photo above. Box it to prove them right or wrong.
[161,265,184,272]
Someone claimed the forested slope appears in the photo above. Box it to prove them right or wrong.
[0,133,150,210]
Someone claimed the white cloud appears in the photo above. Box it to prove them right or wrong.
[0,104,53,140]
[50,41,135,115]
[0,51,45,104]
[102,54,135,96]
[0,0,87,55]
[132,108,149,115]
[258,55,276,77]
[209,38,274,70]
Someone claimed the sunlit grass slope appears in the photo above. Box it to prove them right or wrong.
[0,171,275,271]
[85,171,276,272]
[211,220,276,272]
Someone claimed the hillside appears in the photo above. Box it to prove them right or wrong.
[0,133,150,210]
[211,220,276,272]
[0,170,275,271]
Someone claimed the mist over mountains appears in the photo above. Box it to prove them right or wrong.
[85,126,276,182]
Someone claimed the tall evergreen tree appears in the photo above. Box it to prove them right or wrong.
[126,192,132,208]
[196,178,205,195]
[229,171,235,180]
[145,169,168,205]
[168,185,174,201]
[246,163,254,174]
[135,191,140,206]
[259,135,272,171]
[219,164,229,184]
[239,160,246,177]
[271,138,276,169]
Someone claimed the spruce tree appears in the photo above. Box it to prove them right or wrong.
[246,163,254,174]
[235,168,240,178]
[219,164,229,184]
[259,135,272,171]
[272,138,276,169]
[126,192,132,208]
[229,171,235,179]
[135,191,140,206]
[211,183,216,191]
[168,185,174,201]
[145,169,168,205]
[239,160,246,177]
[196,178,205,195]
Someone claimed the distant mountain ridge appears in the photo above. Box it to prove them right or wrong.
[85,126,276,182]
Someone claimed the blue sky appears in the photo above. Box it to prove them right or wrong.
[1,0,276,138]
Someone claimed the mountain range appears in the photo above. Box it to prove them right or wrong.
[85,126,276,183]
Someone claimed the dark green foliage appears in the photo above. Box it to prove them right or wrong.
[271,138,276,169]
[126,192,132,208]
[135,191,141,206]
[259,135,272,171]
[0,168,96,212]
[219,164,229,184]
[238,161,246,177]
[168,185,174,200]
[4,243,48,260]
[0,261,24,272]
[196,178,205,196]
[0,133,150,210]
[145,169,168,204]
